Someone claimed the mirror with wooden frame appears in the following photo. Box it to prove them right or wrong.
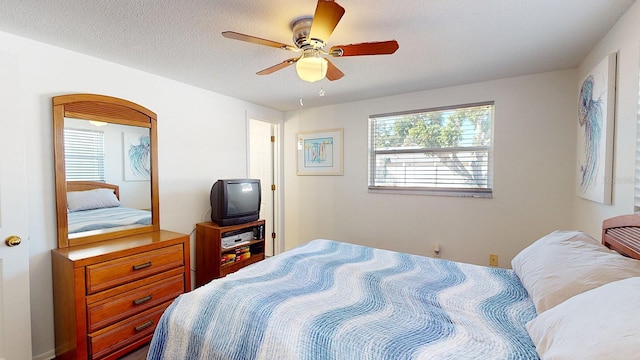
[53,94,160,248]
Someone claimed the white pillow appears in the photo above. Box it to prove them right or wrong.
[67,188,120,212]
[511,230,640,313]
[526,277,640,360]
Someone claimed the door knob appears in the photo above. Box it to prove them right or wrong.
[4,235,21,247]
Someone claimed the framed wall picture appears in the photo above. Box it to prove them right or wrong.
[576,52,617,204]
[296,128,343,176]
[123,132,151,181]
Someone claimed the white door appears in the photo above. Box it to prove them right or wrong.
[0,51,32,359]
[249,120,277,256]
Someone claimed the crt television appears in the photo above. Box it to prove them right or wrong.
[210,179,261,226]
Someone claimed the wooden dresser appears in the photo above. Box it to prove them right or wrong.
[51,230,190,360]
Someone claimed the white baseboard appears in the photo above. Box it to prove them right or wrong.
[32,349,55,360]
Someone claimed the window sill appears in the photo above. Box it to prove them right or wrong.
[368,187,493,198]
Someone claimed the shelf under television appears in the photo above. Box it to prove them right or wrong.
[220,238,265,254]
[195,220,266,287]
[220,253,265,277]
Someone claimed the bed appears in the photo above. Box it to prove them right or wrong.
[66,181,151,234]
[147,215,640,360]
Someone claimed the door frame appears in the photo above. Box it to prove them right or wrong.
[246,115,284,256]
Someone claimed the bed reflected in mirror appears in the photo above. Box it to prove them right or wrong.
[64,118,152,239]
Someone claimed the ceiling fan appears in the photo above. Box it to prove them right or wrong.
[222,0,399,83]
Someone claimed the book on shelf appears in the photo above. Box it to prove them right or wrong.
[221,253,236,265]
[221,245,252,264]
[237,252,251,261]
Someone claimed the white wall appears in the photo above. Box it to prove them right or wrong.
[573,0,640,235]
[284,69,578,267]
[0,31,282,359]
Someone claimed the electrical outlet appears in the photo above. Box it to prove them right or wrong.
[489,254,499,267]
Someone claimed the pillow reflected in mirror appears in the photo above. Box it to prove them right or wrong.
[67,188,120,212]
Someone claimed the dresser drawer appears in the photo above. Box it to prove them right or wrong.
[87,273,184,332]
[86,244,184,294]
[89,301,171,359]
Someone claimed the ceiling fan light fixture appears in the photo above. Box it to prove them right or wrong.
[223,0,398,84]
[296,52,328,82]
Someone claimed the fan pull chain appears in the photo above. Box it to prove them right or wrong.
[299,79,304,107]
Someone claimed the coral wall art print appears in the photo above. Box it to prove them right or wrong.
[297,128,343,175]
[576,53,616,204]
[124,132,151,181]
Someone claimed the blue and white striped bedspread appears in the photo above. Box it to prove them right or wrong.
[148,239,538,360]
[67,206,151,234]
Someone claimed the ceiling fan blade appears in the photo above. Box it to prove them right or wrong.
[330,40,399,57]
[309,0,345,42]
[325,59,344,81]
[256,58,299,75]
[222,31,296,51]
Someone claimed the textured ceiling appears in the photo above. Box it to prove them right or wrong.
[0,0,635,111]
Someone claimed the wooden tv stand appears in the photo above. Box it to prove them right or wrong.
[195,220,265,287]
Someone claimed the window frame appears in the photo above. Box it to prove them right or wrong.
[368,101,494,197]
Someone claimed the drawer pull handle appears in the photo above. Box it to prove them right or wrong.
[133,262,152,271]
[133,295,152,305]
[135,320,153,332]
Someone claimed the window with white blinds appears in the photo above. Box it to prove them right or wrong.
[64,128,105,182]
[368,102,494,196]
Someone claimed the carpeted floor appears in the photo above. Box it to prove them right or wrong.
[119,344,149,360]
